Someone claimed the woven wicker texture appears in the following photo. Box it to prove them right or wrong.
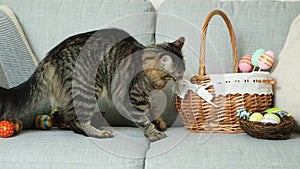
[239,117,296,139]
[176,10,274,133]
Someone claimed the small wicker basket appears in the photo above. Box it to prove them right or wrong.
[175,10,275,133]
[239,117,296,139]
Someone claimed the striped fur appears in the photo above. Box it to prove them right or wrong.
[0,28,185,141]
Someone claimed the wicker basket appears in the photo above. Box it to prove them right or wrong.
[239,117,296,139]
[175,10,275,133]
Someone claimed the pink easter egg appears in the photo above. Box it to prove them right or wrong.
[258,51,275,70]
[239,55,253,72]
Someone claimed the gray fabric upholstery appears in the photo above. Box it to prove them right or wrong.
[146,127,300,169]
[0,127,150,169]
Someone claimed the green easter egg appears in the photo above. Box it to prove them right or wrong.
[264,113,281,124]
[249,112,264,122]
[252,49,265,67]
[264,107,282,114]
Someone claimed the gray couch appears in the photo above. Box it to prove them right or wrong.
[1,0,300,168]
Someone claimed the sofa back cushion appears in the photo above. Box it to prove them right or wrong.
[156,0,300,127]
[271,14,300,130]
[0,0,156,61]
[157,0,300,74]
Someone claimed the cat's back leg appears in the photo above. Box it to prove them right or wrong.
[71,60,114,138]
[57,97,113,138]
[51,73,112,138]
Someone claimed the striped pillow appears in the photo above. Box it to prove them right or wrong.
[0,5,38,88]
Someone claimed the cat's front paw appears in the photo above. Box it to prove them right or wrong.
[147,130,167,142]
[143,123,167,142]
[91,128,113,138]
[70,121,113,138]
[153,120,167,131]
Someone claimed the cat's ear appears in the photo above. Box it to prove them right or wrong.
[172,37,185,50]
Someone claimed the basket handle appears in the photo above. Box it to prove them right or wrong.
[199,10,238,77]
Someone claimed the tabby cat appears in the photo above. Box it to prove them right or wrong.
[0,28,185,141]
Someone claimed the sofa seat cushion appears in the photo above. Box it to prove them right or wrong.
[0,0,156,61]
[145,127,300,169]
[0,127,150,169]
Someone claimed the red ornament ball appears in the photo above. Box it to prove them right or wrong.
[0,120,15,138]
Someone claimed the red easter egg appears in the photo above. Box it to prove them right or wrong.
[239,55,253,72]
[258,51,275,70]
[0,120,15,138]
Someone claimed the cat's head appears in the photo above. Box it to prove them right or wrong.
[142,37,185,89]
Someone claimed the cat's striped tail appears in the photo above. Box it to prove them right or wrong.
[0,86,9,115]
[0,76,47,128]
